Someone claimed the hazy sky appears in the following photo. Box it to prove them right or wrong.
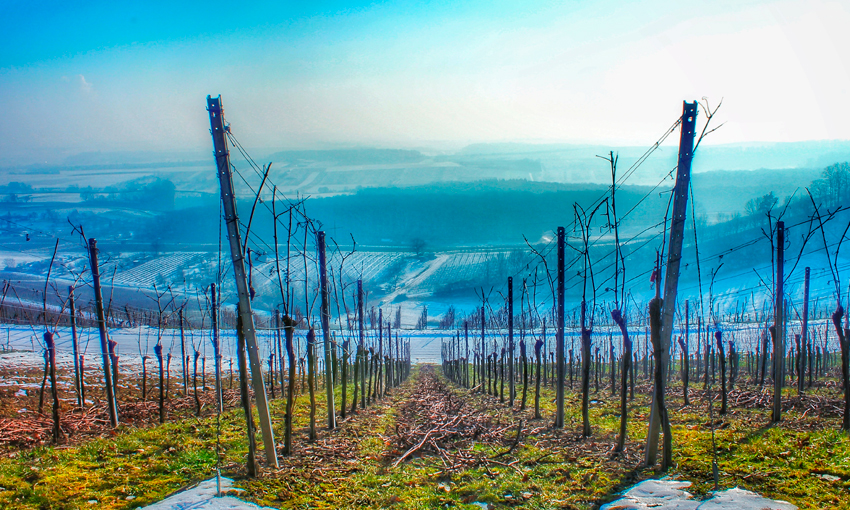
[1,0,848,163]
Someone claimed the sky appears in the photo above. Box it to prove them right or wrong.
[1,0,849,164]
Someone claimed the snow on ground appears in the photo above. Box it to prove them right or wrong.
[600,479,797,510]
[140,476,272,510]
[0,315,839,372]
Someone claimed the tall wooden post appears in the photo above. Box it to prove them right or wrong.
[646,101,697,469]
[773,221,785,422]
[317,231,336,429]
[207,95,278,467]
[89,239,118,427]
[555,226,566,428]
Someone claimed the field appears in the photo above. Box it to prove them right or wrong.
[0,330,848,509]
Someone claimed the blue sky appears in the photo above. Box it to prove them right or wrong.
[1,0,848,163]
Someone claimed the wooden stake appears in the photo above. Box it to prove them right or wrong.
[207,95,278,468]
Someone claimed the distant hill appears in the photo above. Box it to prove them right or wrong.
[268,148,425,166]
[691,167,824,219]
[456,140,850,174]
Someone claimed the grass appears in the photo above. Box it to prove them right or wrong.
[0,365,848,509]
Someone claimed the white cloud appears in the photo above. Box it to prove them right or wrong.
[77,74,92,92]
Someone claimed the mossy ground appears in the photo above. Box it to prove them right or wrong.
[0,364,848,509]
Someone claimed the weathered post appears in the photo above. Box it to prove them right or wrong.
[352,279,364,413]
[555,226,566,428]
[317,231,336,429]
[645,101,697,470]
[480,304,486,393]
[180,308,187,396]
[89,239,118,427]
[342,339,349,417]
[207,95,278,467]
[307,328,317,441]
[155,343,165,423]
[716,331,727,415]
[211,283,223,413]
[612,309,631,452]
[464,321,470,388]
[69,286,82,408]
[682,299,689,405]
[508,277,515,406]
[534,337,543,419]
[772,221,785,423]
[236,315,258,476]
[377,309,383,398]
[44,331,61,442]
[581,301,592,437]
[800,267,809,394]
[283,315,297,455]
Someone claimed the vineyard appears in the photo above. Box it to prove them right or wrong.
[0,97,847,510]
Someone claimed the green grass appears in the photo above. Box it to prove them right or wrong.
[0,366,848,509]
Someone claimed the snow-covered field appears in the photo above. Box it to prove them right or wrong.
[0,312,839,375]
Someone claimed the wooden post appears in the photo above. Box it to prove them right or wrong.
[155,343,165,423]
[307,328,317,441]
[682,299,690,405]
[508,277,514,406]
[772,221,785,422]
[276,311,285,398]
[800,267,809,394]
[353,279,363,412]
[211,283,223,413]
[645,100,697,470]
[555,226,566,428]
[386,321,392,392]
[342,339,349,417]
[375,308,384,400]
[464,321,470,388]
[207,95,278,467]
[317,231,336,429]
[69,286,82,408]
[283,316,296,455]
[44,331,61,442]
[612,309,631,452]
[180,307,188,396]
[236,315,258,475]
[480,304,486,394]
[89,238,118,427]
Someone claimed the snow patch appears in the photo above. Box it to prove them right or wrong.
[601,479,797,510]
[142,476,273,510]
